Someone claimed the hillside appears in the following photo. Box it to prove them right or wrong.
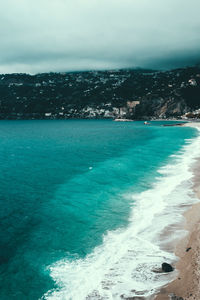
[0,66,200,120]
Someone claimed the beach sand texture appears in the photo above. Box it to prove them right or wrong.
[155,122,200,300]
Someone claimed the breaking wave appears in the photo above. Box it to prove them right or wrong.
[42,127,200,300]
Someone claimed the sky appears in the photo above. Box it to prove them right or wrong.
[0,0,200,74]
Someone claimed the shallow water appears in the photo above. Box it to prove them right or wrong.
[0,120,198,299]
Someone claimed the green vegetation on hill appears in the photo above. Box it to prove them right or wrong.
[0,67,199,119]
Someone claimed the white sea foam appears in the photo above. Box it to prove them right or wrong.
[43,127,200,300]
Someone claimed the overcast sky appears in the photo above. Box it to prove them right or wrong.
[0,0,200,74]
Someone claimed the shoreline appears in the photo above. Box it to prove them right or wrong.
[155,122,200,300]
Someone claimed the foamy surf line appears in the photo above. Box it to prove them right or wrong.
[42,125,200,300]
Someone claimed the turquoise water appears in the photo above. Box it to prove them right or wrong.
[0,120,197,300]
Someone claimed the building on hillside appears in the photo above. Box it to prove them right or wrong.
[127,101,140,114]
[119,107,128,116]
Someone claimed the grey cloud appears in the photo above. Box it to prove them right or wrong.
[0,0,200,73]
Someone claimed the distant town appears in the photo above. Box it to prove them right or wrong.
[0,66,199,120]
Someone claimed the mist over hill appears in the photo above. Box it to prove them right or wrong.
[0,66,200,120]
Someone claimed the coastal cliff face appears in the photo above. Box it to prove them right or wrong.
[0,66,199,119]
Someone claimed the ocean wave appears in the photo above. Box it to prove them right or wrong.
[42,127,200,300]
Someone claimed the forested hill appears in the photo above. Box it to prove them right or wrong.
[0,66,200,119]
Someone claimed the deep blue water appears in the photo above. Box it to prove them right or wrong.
[0,120,196,299]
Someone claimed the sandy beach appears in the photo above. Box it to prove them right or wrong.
[155,122,200,300]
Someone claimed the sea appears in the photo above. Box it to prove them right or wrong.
[0,120,200,300]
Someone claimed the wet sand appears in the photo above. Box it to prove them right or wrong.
[155,122,200,300]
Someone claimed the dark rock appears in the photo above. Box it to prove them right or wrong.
[170,294,184,300]
[162,262,174,272]
[186,247,191,252]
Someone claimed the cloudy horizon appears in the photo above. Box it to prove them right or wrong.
[0,0,200,74]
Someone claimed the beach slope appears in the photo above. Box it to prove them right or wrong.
[155,122,200,300]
